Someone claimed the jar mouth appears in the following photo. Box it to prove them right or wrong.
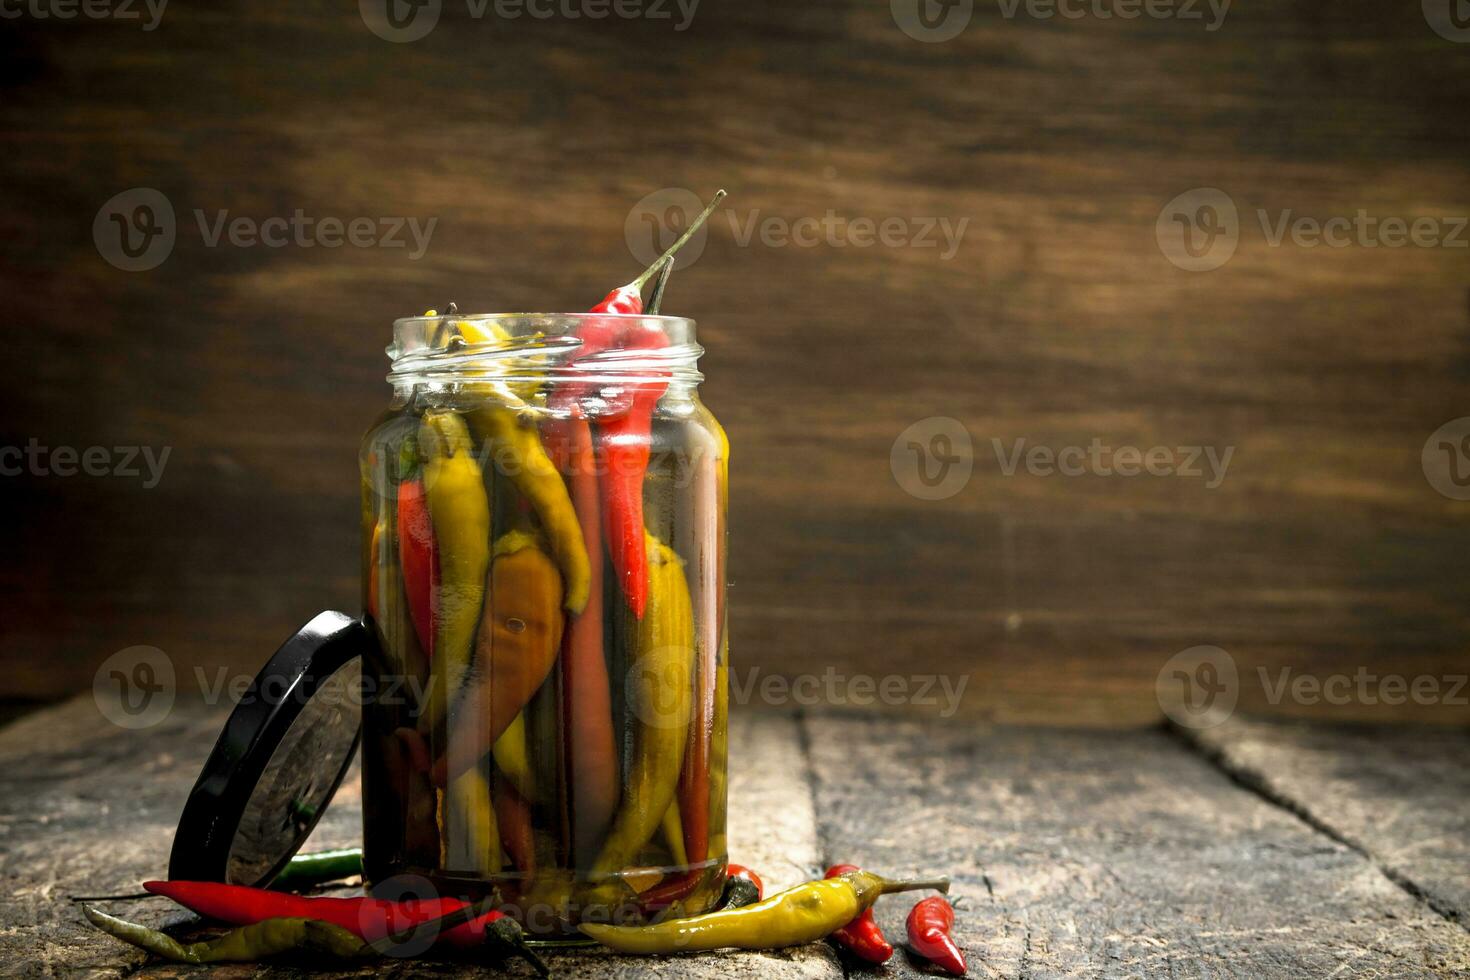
[387,312,701,387]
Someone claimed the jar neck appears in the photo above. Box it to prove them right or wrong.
[386,312,702,390]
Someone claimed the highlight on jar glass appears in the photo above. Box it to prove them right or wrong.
[357,305,730,935]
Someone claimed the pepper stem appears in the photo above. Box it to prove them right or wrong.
[627,189,727,292]
[878,875,951,896]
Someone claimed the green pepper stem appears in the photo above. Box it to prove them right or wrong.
[627,189,727,291]
[879,875,951,896]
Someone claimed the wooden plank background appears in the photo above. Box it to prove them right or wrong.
[1,0,1468,724]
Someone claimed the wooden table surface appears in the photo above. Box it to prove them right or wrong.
[2,700,1467,978]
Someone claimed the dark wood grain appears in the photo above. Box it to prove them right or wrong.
[2,1,1469,722]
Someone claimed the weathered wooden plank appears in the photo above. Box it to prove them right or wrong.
[0,697,838,979]
[804,712,1470,979]
[1186,716,1470,928]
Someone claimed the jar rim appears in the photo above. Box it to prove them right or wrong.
[386,312,702,386]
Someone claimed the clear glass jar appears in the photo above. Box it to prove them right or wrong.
[358,313,728,934]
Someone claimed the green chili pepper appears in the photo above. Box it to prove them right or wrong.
[578,870,949,955]
[269,848,363,891]
[82,906,371,964]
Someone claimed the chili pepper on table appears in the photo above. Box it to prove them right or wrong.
[414,411,490,741]
[463,394,590,614]
[825,864,894,964]
[139,881,537,961]
[542,405,619,868]
[640,861,761,916]
[907,895,966,976]
[84,906,371,964]
[432,530,566,785]
[579,869,949,954]
[724,865,763,905]
[588,532,693,879]
[268,848,364,892]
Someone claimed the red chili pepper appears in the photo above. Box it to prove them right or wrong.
[144,880,499,951]
[570,191,727,618]
[906,895,966,976]
[825,864,894,964]
[727,864,763,898]
[542,405,619,867]
[396,478,436,657]
[597,365,664,619]
[640,863,763,914]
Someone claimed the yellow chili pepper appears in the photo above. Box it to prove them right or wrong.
[464,398,590,615]
[370,507,428,692]
[661,801,688,869]
[433,531,565,786]
[579,870,949,954]
[589,532,692,880]
[415,411,491,740]
[492,711,536,803]
[444,766,501,875]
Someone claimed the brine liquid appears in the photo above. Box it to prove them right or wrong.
[359,392,727,933]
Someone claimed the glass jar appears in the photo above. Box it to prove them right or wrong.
[357,313,728,934]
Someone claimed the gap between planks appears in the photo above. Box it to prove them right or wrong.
[1169,718,1470,933]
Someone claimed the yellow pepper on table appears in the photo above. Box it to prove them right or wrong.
[579,869,949,954]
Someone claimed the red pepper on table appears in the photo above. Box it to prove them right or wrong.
[396,477,436,658]
[825,864,894,964]
[639,862,763,914]
[142,880,532,959]
[907,894,967,976]
[569,190,726,618]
